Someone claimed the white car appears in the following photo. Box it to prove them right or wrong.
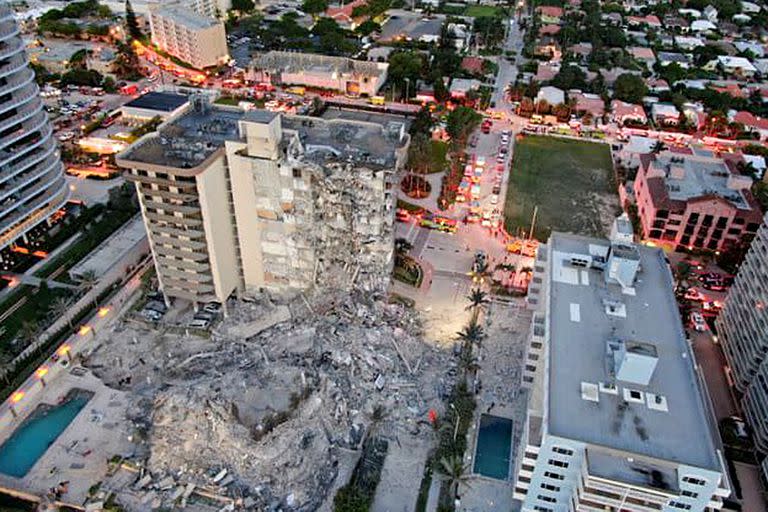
[691,311,706,332]
[490,194,499,205]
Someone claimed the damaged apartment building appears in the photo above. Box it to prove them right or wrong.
[116,97,409,306]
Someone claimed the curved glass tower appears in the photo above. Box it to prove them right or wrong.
[0,1,68,251]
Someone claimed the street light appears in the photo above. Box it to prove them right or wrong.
[449,403,461,442]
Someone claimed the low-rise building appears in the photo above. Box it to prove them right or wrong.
[121,92,190,123]
[515,224,731,512]
[536,86,565,106]
[708,55,758,78]
[251,51,388,97]
[611,100,647,126]
[571,92,605,118]
[732,111,768,140]
[536,5,563,23]
[633,149,763,251]
[651,103,680,125]
[117,97,409,306]
[149,3,229,69]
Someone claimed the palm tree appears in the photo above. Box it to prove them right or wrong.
[457,345,480,378]
[439,455,472,500]
[456,320,485,351]
[465,288,489,322]
[79,270,100,309]
[20,320,39,347]
[468,260,490,286]
[49,296,73,328]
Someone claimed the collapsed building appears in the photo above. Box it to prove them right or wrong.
[116,97,410,307]
[87,291,452,511]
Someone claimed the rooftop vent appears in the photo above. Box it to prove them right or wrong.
[606,243,640,289]
[611,340,659,386]
[581,382,599,402]
[646,393,669,412]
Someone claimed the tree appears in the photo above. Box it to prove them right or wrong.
[20,321,39,346]
[125,0,143,40]
[473,16,505,48]
[446,106,481,148]
[80,270,100,307]
[112,40,141,79]
[50,296,74,328]
[613,73,647,104]
[232,0,256,13]
[407,133,433,176]
[439,455,472,499]
[465,288,489,322]
[456,320,485,351]
[302,0,328,16]
[354,19,380,36]
[387,51,423,98]
[552,64,587,91]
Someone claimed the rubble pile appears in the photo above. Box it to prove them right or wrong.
[89,291,452,511]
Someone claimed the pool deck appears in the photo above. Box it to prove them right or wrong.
[454,300,531,512]
[0,370,135,506]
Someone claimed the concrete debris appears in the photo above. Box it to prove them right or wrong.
[87,289,453,511]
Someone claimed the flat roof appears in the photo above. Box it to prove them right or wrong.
[70,216,146,278]
[546,233,719,471]
[152,5,220,29]
[119,101,406,170]
[654,151,750,209]
[124,92,189,113]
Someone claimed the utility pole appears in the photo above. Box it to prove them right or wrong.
[529,205,538,240]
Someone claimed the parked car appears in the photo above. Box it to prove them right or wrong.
[189,318,210,329]
[194,311,215,321]
[684,288,705,301]
[691,311,706,332]
[204,302,222,314]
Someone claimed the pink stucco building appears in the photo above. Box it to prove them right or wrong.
[633,149,763,251]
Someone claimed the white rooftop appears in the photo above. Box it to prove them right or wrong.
[545,233,720,471]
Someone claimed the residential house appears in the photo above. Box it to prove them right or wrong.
[633,149,763,251]
[691,19,717,33]
[536,85,565,106]
[734,41,765,58]
[682,103,707,130]
[536,5,563,23]
[663,15,690,31]
[461,56,484,75]
[675,36,705,51]
[628,46,656,67]
[325,0,367,29]
[611,100,647,126]
[446,23,470,51]
[703,5,718,23]
[571,92,605,118]
[535,62,560,82]
[539,24,560,36]
[657,51,692,68]
[732,111,768,140]
[710,83,747,99]
[651,103,680,125]
[646,77,670,93]
[741,1,761,14]
[567,42,592,61]
[450,78,481,99]
[626,14,661,28]
[710,55,758,78]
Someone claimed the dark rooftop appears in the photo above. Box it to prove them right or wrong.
[124,92,190,113]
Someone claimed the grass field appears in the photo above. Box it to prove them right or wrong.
[463,5,505,17]
[504,136,619,240]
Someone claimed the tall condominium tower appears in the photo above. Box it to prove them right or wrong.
[716,214,768,452]
[0,1,68,251]
[117,97,408,306]
[514,223,731,511]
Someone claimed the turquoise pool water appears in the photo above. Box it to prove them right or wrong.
[473,414,513,480]
[0,390,92,478]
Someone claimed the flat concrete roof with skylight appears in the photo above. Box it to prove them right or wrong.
[546,232,720,471]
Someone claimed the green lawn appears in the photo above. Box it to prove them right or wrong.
[428,140,448,174]
[0,284,73,358]
[504,136,618,240]
[463,5,505,16]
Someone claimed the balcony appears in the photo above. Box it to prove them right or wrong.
[0,93,43,131]
[0,136,56,185]
[0,37,24,62]
[0,23,20,42]
[153,244,209,261]
[0,178,67,246]
[0,54,29,78]
[0,110,49,150]
[0,67,34,97]
[0,156,62,204]
[144,210,203,227]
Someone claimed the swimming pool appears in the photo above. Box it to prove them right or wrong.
[0,389,93,478]
[473,414,513,480]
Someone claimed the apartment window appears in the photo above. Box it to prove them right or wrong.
[695,237,705,246]
[292,168,302,178]
[668,501,692,510]
[548,459,569,468]
[541,483,560,492]
[653,220,665,229]
[733,217,745,225]
[533,507,553,512]
[656,209,669,219]
[552,447,573,456]
[716,216,728,229]
[687,213,700,224]
[522,463,535,472]
[525,364,537,372]
[544,471,565,480]
[727,228,741,235]
[684,225,695,235]
[537,495,557,504]
[682,476,706,486]
[680,235,691,245]
[707,239,719,250]
[702,214,714,226]
[748,223,760,232]
[681,490,698,498]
